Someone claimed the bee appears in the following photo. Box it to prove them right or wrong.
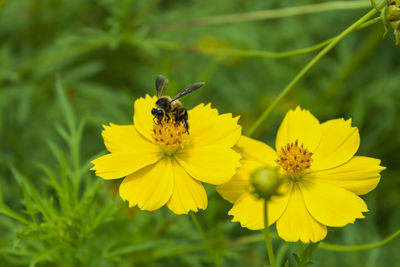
[151,75,205,134]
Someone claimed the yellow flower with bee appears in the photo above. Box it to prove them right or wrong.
[91,76,241,214]
[217,107,385,243]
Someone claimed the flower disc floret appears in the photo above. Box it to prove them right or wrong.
[276,139,313,178]
[152,118,187,155]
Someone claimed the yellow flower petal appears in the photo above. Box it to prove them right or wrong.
[102,123,159,153]
[300,180,368,227]
[167,160,207,214]
[176,146,241,185]
[228,182,292,230]
[188,103,241,147]
[119,158,174,211]
[312,119,360,171]
[276,184,327,243]
[133,94,158,141]
[309,156,385,195]
[228,193,263,229]
[90,149,163,180]
[216,159,263,203]
[215,175,246,204]
[216,136,278,203]
[236,136,277,165]
[275,107,322,152]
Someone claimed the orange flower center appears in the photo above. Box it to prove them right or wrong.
[276,140,313,177]
[152,118,187,155]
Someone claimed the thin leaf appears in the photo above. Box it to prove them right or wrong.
[106,240,164,258]
[0,187,29,224]
[55,74,76,135]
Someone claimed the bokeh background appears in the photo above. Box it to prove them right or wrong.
[0,0,399,266]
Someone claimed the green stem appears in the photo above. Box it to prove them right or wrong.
[149,228,400,262]
[245,4,385,137]
[298,241,304,256]
[263,200,276,267]
[151,17,381,60]
[151,1,371,32]
[189,212,220,267]
[319,229,400,252]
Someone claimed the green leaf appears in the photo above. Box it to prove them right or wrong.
[106,240,164,258]
[293,253,301,266]
[303,242,319,261]
[55,75,76,135]
[0,186,29,224]
[29,245,59,267]
[9,165,56,223]
[54,122,71,145]
[293,242,319,267]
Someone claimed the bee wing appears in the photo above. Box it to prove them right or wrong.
[155,75,168,97]
[171,82,205,101]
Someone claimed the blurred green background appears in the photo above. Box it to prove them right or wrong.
[0,0,399,266]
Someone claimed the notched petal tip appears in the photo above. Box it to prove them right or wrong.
[293,106,311,113]
[377,160,387,171]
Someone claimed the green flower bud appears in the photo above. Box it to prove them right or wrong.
[250,167,281,200]
[385,0,400,45]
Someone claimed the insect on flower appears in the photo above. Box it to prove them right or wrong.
[90,77,241,215]
[151,75,205,134]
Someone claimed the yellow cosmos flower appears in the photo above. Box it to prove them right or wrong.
[217,107,385,243]
[91,95,241,214]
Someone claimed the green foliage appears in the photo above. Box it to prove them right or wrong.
[293,243,319,267]
[0,0,399,266]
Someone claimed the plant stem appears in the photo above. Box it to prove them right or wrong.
[151,1,371,32]
[245,4,385,137]
[298,241,304,256]
[151,17,381,60]
[263,200,276,267]
[319,229,400,252]
[149,228,400,262]
[189,212,220,267]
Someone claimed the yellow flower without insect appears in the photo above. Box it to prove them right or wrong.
[217,107,385,243]
[91,95,241,214]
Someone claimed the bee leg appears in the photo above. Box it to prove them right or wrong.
[183,119,189,134]
[160,110,166,125]
[180,108,189,134]
[171,109,179,125]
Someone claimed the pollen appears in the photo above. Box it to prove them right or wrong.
[276,139,313,176]
[152,118,187,155]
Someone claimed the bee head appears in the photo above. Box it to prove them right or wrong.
[152,108,164,117]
